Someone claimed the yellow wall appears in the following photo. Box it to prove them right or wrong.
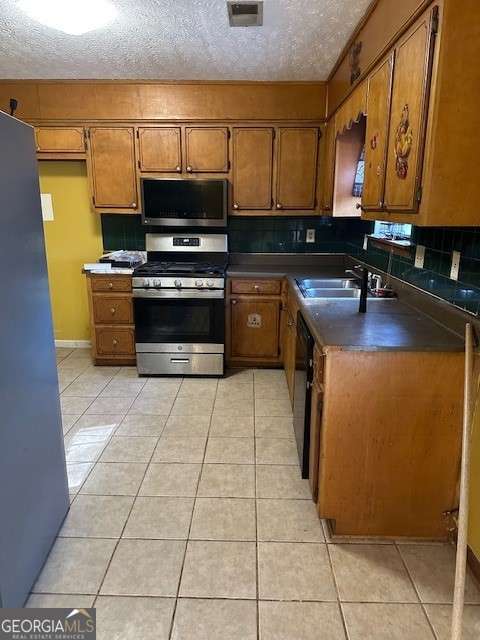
[39,161,102,341]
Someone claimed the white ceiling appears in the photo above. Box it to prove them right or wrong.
[0,0,371,81]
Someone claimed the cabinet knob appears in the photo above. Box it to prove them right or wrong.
[112,338,118,346]
[132,202,137,207]
[232,299,237,305]
[186,165,192,172]
[110,307,116,314]
[254,285,260,290]
[276,203,282,209]
[233,203,239,210]
[176,165,181,172]
[108,282,113,289]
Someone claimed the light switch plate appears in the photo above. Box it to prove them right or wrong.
[414,244,425,268]
[450,250,461,281]
[306,229,315,243]
[41,193,54,221]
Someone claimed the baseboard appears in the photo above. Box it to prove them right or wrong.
[467,545,480,586]
[55,340,91,348]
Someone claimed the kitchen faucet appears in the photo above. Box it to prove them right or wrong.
[345,265,369,313]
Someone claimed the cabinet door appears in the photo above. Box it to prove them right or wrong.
[276,127,319,210]
[322,120,336,212]
[185,127,229,172]
[35,127,85,153]
[362,55,393,210]
[88,127,137,209]
[384,9,437,212]
[137,127,182,172]
[231,298,280,358]
[232,128,273,210]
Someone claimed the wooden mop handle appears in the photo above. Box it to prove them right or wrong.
[451,322,474,640]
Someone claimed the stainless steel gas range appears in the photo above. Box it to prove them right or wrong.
[132,233,227,376]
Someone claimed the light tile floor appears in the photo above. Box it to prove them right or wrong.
[27,346,480,639]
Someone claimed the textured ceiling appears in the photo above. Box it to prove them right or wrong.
[0,0,371,80]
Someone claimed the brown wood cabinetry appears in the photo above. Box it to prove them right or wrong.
[184,127,229,173]
[308,344,324,501]
[275,127,319,210]
[383,10,436,212]
[87,127,138,211]
[317,348,463,538]
[232,128,273,210]
[86,273,135,365]
[35,126,85,157]
[362,55,393,210]
[227,277,284,367]
[320,119,336,212]
[137,127,182,172]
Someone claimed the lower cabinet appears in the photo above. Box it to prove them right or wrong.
[86,273,136,365]
[227,278,284,367]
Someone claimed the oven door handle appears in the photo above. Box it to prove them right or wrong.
[169,357,190,363]
[133,289,225,299]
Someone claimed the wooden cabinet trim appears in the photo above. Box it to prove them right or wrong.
[232,127,274,210]
[361,54,394,211]
[88,126,138,209]
[35,126,85,153]
[383,7,438,213]
[230,278,282,296]
[137,126,182,172]
[184,126,230,173]
[275,127,319,210]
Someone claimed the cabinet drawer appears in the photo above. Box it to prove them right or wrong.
[93,295,133,324]
[90,276,132,292]
[95,327,135,356]
[231,279,281,296]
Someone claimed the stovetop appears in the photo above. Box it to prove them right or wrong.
[134,260,227,278]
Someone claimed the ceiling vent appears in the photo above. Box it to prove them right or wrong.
[227,1,263,27]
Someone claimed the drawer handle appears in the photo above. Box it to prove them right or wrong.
[108,282,113,289]
[110,307,116,314]
[112,338,118,346]
[170,358,190,363]
[254,285,260,290]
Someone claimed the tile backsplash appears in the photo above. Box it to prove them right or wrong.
[353,226,480,315]
[101,214,373,254]
[101,213,480,315]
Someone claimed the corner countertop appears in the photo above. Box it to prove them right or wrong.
[227,256,464,352]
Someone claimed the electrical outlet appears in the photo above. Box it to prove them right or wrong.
[306,229,315,243]
[450,250,461,281]
[414,244,425,269]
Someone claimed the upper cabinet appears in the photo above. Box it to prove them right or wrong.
[87,127,138,211]
[362,55,393,210]
[137,127,181,173]
[35,127,86,158]
[232,127,273,210]
[275,127,319,210]
[184,127,229,173]
[383,11,436,212]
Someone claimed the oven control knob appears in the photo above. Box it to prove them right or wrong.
[174,279,182,288]
[153,279,161,288]
[195,279,204,288]
[207,280,214,288]
[143,279,150,288]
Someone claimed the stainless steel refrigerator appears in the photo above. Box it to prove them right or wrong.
[0,111,69,607]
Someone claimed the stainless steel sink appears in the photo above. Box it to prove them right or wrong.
[302,288,363,299]
[299,278,358,289]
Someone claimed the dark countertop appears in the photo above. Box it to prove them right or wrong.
[227,255,464,352]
